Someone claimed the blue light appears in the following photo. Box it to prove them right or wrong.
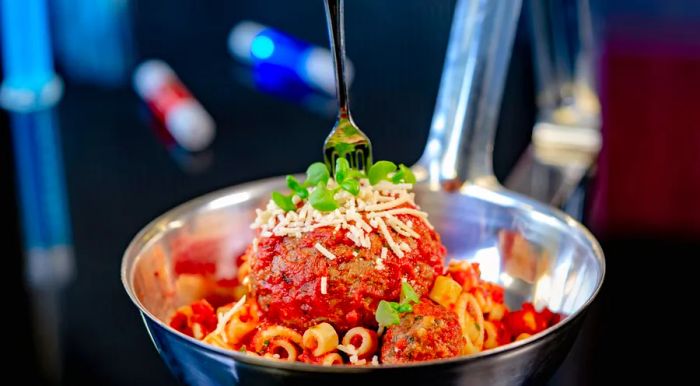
[251,35,275,60]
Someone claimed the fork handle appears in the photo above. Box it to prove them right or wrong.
[324,0,351,118]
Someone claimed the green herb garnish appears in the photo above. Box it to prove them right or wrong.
[368,160,415,185]
[401,281,420,304]
[334,157,351,183]
[309,182,339,211]
[368,161,397,185]
[286,175,308,199]
[375,282,421,327]
[273,159,414,213]
[393,164,416,184]
[305,162,330,186]
[376,300,401,327]
[272,192,295,212]
[340,179,360,196]
[395,303,413,313]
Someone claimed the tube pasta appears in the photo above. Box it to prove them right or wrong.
[223,300,259,345]
[237,260,251,285]
[482,321,499,350]
[341,327,378,359]
[302,322,339,357]
[488,303,506,322]
[429,275,463,308]
[267,339,300,361]
[320,353,344,366]
[455,292,485,354]
[169,254,563,365]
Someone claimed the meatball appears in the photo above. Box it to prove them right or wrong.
[249,214,445,332]
[380,300,464,363]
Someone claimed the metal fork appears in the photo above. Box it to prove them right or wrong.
[323,0,372,175]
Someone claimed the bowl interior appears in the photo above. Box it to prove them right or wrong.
[124,177,604,341]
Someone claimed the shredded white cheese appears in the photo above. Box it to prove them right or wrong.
[251,179,435,270]
[375,258,386,271]
[314,243,336,260]
[210,295,246,338]
[371,355,379,365]
[321,276,328,294]
[337,344,358,356]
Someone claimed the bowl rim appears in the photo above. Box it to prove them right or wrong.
[121,176,606,372]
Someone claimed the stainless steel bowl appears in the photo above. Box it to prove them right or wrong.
[121,177,604,386]
[122,1,604,384]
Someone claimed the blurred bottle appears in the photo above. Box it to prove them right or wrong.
[50,0,135,87]
[133,60,216,152]
[0,0,63,111]
[229,21,353,96]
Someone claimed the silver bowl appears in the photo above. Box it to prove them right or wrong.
[121,177,604,386]
[122,1,604,383]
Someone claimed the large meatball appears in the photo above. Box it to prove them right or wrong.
[249,214,445,332]
[380,299,464,363]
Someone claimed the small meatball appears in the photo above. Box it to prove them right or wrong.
[380,300,464,363]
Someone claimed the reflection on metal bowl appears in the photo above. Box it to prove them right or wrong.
[121,177,604,386]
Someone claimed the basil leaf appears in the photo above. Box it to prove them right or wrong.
[399,164,416,184]
[391,164,417,184]
[305,162,330,187]
[348,169,366,179]
[340,178,360,196]
[309,183,338,212]
[394,303,413,313]
[400,282,419,305]
[272,192,295,212]
[376,300,400,327]
[335,157,350,183]
[368,161,397,185]
[286,175,308,199]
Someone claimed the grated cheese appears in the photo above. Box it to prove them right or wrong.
[210,295,246,338]
[314,243,336,260]
[375,258,386,271]
[321,276,328,294]
[252,179,435,270]
[375,217,403,258]
[337,344,358,356]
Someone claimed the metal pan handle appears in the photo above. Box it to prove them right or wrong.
[416,0,522,190]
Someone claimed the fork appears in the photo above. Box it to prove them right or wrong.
[323,0,372,176]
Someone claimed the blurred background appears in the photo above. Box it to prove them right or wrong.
[2,0,697,385]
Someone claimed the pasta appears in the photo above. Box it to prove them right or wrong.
[456,292,485,354]
[303,323,339,357]
[167,164,562,365]
[169,259,561,365]
[320,353,344,366]
[340,327,378,360]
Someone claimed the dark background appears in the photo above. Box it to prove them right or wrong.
[3,0,699,385]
